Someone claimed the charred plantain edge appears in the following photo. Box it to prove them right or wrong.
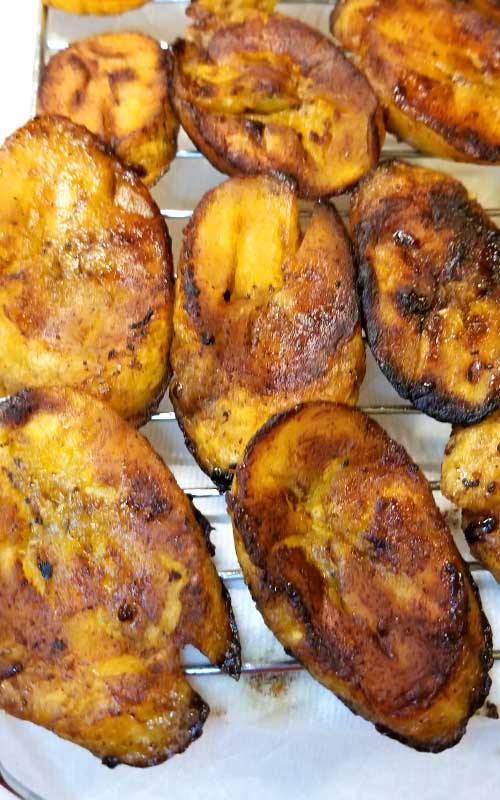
[219,582,242,679]
[357,262,500,426]
[169,384,234,493]
[100,693,210,769]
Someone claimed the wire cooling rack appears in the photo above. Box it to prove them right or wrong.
[30,0,500,680]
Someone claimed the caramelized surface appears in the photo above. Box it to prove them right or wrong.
[332,0,500,162]
[229,402,492,751]
[442,411,500,583]
[0,115,173,425]
[351,161,500,424]
[44,0,150,13]
[38,32,178,186]
[170,175,365,488]
[0,388,240,767]
[169,13,384,199]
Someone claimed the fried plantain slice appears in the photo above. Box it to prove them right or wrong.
[170,174,365,489]
[351,160,500,425]
[0,115,173,426]
[168,13,384,199]
[0,387,240,767]
[38,32,178,187]
[228,402,492,752]
[331,0,500,163]
[442,411,500,583]
[44,0,150,14]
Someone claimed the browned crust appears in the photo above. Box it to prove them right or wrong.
[168,13,384,199]
[229,402,492,752]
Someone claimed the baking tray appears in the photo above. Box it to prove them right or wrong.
[0,2,499,798]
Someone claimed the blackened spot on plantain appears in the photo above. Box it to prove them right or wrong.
[0,389,41,429]
[169,570,181,582]
[183,264,201,320]
[393,229,417,248]
[366,534,389,557]
[462,477,480,488]
[52,638,66,651]
[487,481,497,494]
[211,466,233,492]
[397,290,432,316]
[187,496,215,555]
[1,663,22,680]
[102,756,120,769]
[38,561,53,580]
[485,229,500,279]
[202,332,215,345]
[442,240,467,283]
[188,694,210,743]
[218,582,241,678]
[244,119,264,142]
[108,349,117,360]
[118,603,135,622]
[129,308,153,333]
[467,360,483,384]
[127,474,171,521]
[442,562,465,623]
[465,516,498,543]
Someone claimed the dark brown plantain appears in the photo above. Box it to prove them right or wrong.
[168,12,384,199]
[169,174,365,489]
[332,0,500,163]
[0,387,240,767]
[228,402,492,752]
[351,160,500,424]
[442,411,500,583]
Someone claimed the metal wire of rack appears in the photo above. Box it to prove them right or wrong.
[31,0,500,681]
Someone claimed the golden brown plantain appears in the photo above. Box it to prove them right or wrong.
[187,0,277,26]
[168,13,384,199]
[332,0,500,163]
[351,160,500,424]
[442,411,500,583]
[170,174,365,489]
[0,387,240,767]
[44,0,150,14]
[228,402,492,752]
[38,32,178,186]
[0,115,173,426]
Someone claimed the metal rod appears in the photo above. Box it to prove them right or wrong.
[185,652,500,676]
[31,3,47,114]
[184,660,303,676]
[149,405,420,423]
[216,561,486,585]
